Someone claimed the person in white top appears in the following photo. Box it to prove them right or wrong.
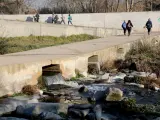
[52,13,55,23]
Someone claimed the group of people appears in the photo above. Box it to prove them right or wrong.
[52,13,73,25]
[122,19,153,36]
[33,12,73,25]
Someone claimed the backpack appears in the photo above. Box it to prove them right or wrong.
[147,21,152,28]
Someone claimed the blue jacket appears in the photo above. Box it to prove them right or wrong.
[122,22,127,29]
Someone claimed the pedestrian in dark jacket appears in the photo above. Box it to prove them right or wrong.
[126,20,133,36]
[122,20,127,35]
[145,18,152,35]
[35,12,40,22]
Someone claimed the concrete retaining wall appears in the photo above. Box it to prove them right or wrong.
[0,11,160,32]
[0,20,122,37]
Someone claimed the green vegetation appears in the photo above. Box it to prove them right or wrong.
[0,34,98,54]
[123,98,160,116]
[70,70,85,81]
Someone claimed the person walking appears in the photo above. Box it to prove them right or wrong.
[122,20,127,35]
[126,20,133,36]
[35,12,40,22]
[52,13,55,23]
[61,14,65,24]
[145,18,152,35]
[54,15,59,24]
[68,14,73,25]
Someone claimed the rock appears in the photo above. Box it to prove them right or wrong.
[131,72,157,79]
[22,85,41,95]
[106,88,123,101]
[79,85,107,102]
[108,73,126,83]
[88,74,97,79]
[125,83,144,88]
[39,112,63,120]
[0,104,17,116]
[85,112,97,120]
[68,104,92,119]
[137,84,145,88]
[93,105,102,120]
[68,104,101,120]
[99,71,105,75]
[100,73,110,80]
[82,85,108,101]
[0,117,28,120]
[68,108,90,119]
[15,103,68,118]
[0,97,39,116]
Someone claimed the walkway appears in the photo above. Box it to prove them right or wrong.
[0,32,159,66]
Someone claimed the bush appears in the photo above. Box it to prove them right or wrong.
[125,38,160,77]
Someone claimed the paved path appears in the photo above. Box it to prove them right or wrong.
[0,32,159,66]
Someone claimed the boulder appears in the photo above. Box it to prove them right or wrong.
[106,88,123,101]
[108,73,126,83]
[131,71,157,79]
[0,97,38,116]
[68,104,92,119]
[68,104,102,120]
[85,105,102,120]
[0,104,17,116]
[100,73,110,80]
[93,105,102,120]
[15,103,68,118]
[80,85,108,101]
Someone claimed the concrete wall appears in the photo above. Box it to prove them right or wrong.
[1,11,160,31]
[0,20,122,37]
